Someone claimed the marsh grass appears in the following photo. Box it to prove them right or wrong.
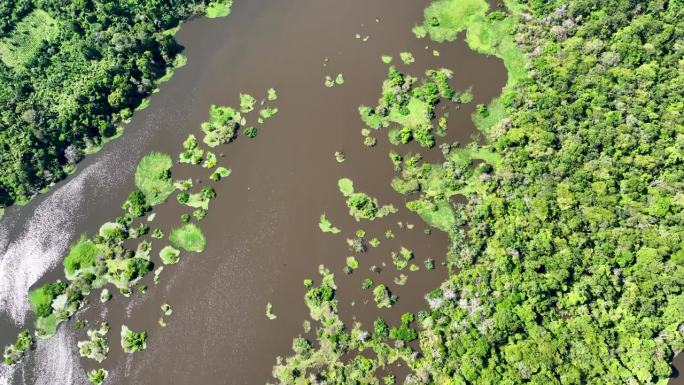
[169,223,206,252]
[135,152,175,205]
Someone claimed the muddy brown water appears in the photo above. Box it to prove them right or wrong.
[0,0,680,384]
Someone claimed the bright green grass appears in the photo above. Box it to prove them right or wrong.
[0,10,59,70]
[338,178,354,196]
[319,214,341,234]
[169,223,206,252]
[421,0,489,42]
[159,246,181,265]
[418,0,527,134]
[206,0,233,18]
[63,236,99,278]
[407,199,456,232]
[135,152,175,206]
[28,287,54,316]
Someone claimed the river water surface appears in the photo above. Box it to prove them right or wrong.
[0,0,679,384]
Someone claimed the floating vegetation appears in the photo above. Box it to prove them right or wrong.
[361,278,374,290]
[334,151,346,163]
[77,322,109,363]
[369,237,380,248]
[151,228,164,239]
[243,126,258,138]
[174,178,193,191]
[153,267,163,285]
[169,223,206,252]
[399,51,415,65]
[120,325,147,354]
[346,256,359,271]
[346,237,365,253]
[363,136,377,147]
[202,105,241,147]
[267,88,278,101]
[161,303,173,316]
[3,331,33,366]
[87,369,108,385]
[159,246,181,265]
[259,107,278,119]
[180,134,204,164]
[135,152,175,205]
[359,66,463,149]
[381,55,393,64]
[239,93,257,113]
[394,274,408,286]
[318,214,341,234]
[324,74,345,88]
[424,258,435,270]
[391,247,413,270]
[337,177,397,221]
[205,0,233,18]
[99,289,111,303]
[337,178,355,196]
[372,284,396,308]
[210,166,231,181]
[266,302,277,320]
[203,151,217,168]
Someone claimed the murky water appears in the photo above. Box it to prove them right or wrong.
[1,0,679,384]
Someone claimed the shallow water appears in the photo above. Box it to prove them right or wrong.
[2,0,679,384]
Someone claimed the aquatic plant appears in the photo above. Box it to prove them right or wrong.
[318,214,341,234]
[266,303,277,320]
[77,322,109,363]
[3,331,33,366]
[120,325,147,353]
[169,223,206,252]
[134,152,175,205]
[87,369,108,385]
[159,246,181,265]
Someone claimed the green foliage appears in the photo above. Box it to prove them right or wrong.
[63,236,99,278]
[120,325,147,354]
[239,93,256,113]
[372,284,395,308]
[243,126,258,138]
[319,214,341,234]
[169,223,206,252]
[122,190,150,218]
[337,178,355,196]
[87,368,108,385]
[28,281,67,318]
[135,152,175,206]
[3,330,33,366]
[0,1,220,209]
[159,246,180,265]
[202,105,241,147]
[206,0,232,18]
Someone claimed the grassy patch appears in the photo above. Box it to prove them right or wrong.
[159,246,180,265]
[338,178,355,196]
[420,0,488,42]
[135,152,175,205]
[63,236,99,278]
[319,214,341,234]
[0,10,59,70]
[169,223,206,252]
[206,0,233,18]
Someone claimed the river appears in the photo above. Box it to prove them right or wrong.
[0,0,679,384]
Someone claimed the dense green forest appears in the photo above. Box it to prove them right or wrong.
[0,0,227,209]
[272,0,684,384]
